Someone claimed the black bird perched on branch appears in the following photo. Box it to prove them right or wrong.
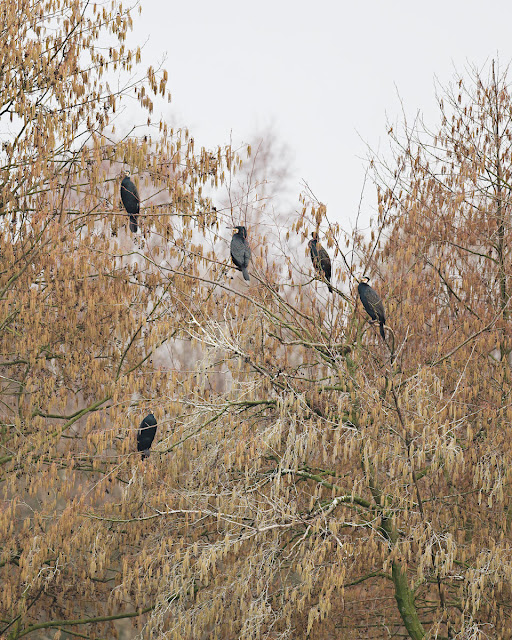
[120,176,140,232]
[357,277,386,339]
[230,226,251,281]
[137,413,157,459]
[308,232,333,293]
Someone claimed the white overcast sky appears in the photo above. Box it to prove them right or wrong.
[128,0,512,230]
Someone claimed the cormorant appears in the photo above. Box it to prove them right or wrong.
[120,176,140,232]
[230,226,251,281]
[137,413,157,459]
[308,232,333,293]
[357,277,386,339]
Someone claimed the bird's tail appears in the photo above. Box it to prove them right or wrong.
[129,214,138,233]
[379,321,386,340]
[141,449,150,460]
[327,281,334,293]
[241,267,250,281]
